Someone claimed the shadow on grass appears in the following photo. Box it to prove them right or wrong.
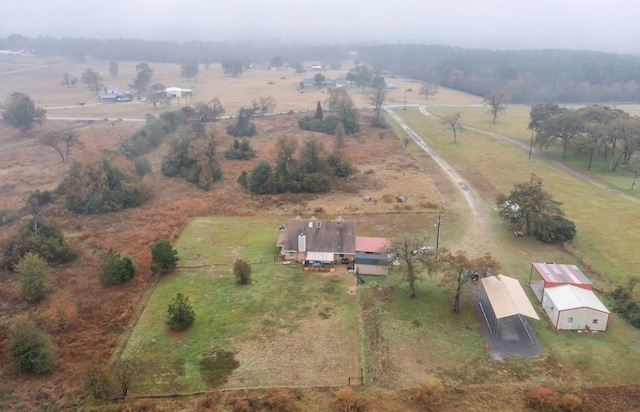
[199,349,240,386]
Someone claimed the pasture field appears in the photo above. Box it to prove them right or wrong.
[429,104,640,197]
[397,106,640,287]
[2,55,640,410]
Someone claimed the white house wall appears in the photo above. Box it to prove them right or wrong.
[542,293,560,327]
[556,308,608,331]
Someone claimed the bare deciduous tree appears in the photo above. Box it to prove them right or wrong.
[442,112,463,143]
[387,234,437,298]
[484,90,510,124]
[41,130,84,162]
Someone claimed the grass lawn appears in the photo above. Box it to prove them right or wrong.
[120,216,359,395]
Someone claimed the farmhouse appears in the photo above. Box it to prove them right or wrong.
[354,236,392,276]
[541,284,610,331]
[277,216,356,270]
[98,86,133,102]
[165,87,193,98]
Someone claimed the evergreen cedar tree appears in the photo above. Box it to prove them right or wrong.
[100,248,136,286]
[2,92,46,132]
[151,239,179,274]
[166,292,195,330]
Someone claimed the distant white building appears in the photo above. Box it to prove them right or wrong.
[165,87,193,98]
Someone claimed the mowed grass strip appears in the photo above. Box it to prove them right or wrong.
[121,216,359,394]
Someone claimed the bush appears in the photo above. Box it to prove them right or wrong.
[4,217,76,269]
[9,319,56,374]
[151,239,179,274]
[15,252,50,302]
[134,156,152,176]
[264,387,300,411]
[60,156,150,214]
[414,377,445,409]
[330,387,371,412]
[166,292,195,330]
[224,138,256,160]
[226,121,257,137]
[526,387,559,411]
[559,393,583,411]
[100,248,136,286]
[233,258,252,285]
[535,215,576,244]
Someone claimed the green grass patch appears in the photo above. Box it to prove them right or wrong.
[120,216,357,394]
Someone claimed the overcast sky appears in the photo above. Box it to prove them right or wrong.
[1,0,639,54]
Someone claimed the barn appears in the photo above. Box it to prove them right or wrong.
[541,284,610,331]
[529,262,592,302]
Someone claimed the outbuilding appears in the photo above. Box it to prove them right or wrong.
[354,236,391,276]
[478,274,540,344]
[541,284,610,331]
[529,262,592,302]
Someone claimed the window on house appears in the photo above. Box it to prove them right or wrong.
[316,222,321,228]
[567,317,573,323]
[593,319,598,324]
[289,252,294,258]
[339,253,344,257]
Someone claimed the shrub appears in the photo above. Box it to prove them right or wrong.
[525,387,559,411]
[60,156,150,214]
[15,252,50,303]
[151,239,179,274]
[9,319,56,374]
[233,258,252,285]
[559,393,583,411]
[134,156,152,176]
[4,218,76,269]
[166,292,196,330]
[534,215,576,244]
[330,387,371,412]
[224,138,256,160]
[414,377,445,409]
[264,387,300,411]
[100,248,136,286]
[86,362,113,399]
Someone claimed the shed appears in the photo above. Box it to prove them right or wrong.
[529,262,592,302]
[355,253,389,276]
[478,275,539,343]
[541,284,609,331]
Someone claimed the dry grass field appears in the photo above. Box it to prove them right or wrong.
[2,56,640,411]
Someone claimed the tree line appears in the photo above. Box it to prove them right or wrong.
[529,103,640,173]
[359,44,640,103]
[0,34,353,66]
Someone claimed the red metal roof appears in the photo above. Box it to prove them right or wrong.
[355,237,391,253]
[532,263,592,288]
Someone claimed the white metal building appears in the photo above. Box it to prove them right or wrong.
[541,284,610,331]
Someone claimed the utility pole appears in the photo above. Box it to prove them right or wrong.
[435,214,441,259]
[403,88,407,110]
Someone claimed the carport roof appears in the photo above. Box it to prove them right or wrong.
[532,262,592,287]
[481,275,539,320]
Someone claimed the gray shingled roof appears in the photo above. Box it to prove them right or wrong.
[278,218,356,254]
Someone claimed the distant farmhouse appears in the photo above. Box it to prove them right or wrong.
[98,86,133,102]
